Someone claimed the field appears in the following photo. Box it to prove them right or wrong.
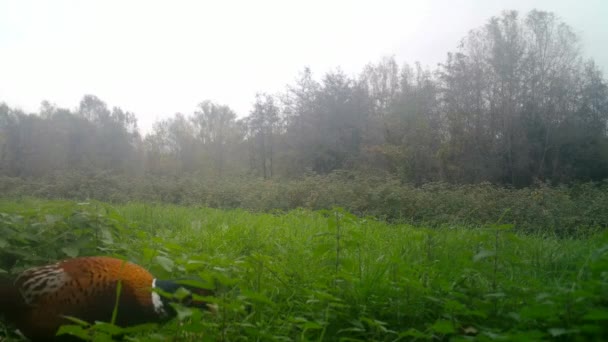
[1,198,607,341]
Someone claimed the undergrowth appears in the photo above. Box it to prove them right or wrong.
[0,198,607,341]
[2,172,608,234]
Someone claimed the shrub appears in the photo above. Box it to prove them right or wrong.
[1,171,607,234]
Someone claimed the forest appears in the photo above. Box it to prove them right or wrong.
[2,10,607,188]
[1,9,608,341]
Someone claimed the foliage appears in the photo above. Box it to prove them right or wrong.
[2,172,608,235]
[0,199,606,341]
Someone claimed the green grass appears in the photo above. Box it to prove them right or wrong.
[1,198,607,341]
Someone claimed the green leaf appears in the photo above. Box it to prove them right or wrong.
[62,246,79,258]
[399,328,428,338]
[175,279,214,290]
[548,328,577,337]
[431,319,455,334]
[142,247,156,262]
[120,323,159,334]
[45,214,62,224]
[481,331,505,339]
[174,287,191,301]
[61,316,90,327]
[484,292,506,298]
[473,249,496,262]
[99,227,114,244]
[155,255,174,272]
[211,271,238,286]
[56,325,91,340]
[241,290,275,306]
[303,321,324,330]
[583,309,608,321]
[520,304,554,320]
[92,322,123,335]
[183,321,206,333]
[494,224,514,231]
[170,303,193,321]
[444,299,466,312]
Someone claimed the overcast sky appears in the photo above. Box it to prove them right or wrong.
[1,0,606,134]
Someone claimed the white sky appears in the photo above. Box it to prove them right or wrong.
[1,0,607,134]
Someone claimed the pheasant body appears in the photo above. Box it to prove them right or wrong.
[0,256,212,341]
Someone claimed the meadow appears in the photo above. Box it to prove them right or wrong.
[0,198,607,341]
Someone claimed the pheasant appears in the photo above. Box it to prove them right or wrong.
[0,256,214,341]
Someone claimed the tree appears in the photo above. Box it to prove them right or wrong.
[382,63,442,183]
[191,100,238,177]
[144,113,197,175]
[437,10,607,185]
[282,69,370,174]
[247,93,280,178]
[282,67,321,176]
[360,56,400,119]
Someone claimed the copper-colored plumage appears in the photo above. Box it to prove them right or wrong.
[0,256,211,341]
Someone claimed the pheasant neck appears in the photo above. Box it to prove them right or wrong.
[150,278,168,318]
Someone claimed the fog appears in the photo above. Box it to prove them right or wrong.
[1,0,606,133]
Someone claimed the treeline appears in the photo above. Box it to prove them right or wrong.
[1,10,607,187]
